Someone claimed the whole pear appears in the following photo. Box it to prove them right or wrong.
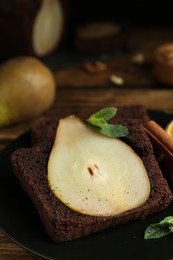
[0,56,56,127]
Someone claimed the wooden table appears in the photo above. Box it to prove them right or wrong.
[1,26,173,259]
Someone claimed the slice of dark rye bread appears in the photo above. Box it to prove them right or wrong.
[11,107,173,243]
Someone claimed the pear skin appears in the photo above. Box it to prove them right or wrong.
[0,56,56,127]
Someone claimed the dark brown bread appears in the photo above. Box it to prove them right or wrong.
[31,105,150,145]
[11,116,173,242]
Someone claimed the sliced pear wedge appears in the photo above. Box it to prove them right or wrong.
[32,0,64,56]
[48,115,151,217]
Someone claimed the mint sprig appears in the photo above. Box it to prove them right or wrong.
[144,216,173,239]
[86,107,128,138]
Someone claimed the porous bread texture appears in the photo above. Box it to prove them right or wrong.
[11,118,173,242]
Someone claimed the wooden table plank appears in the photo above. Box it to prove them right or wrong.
[46,87,173,117]
[0,87,173,140]
[0,232,42,260]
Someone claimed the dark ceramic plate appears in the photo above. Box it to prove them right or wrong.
[1,110,173,260]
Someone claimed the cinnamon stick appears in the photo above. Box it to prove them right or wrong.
[144,120,173,161]
[145,120,173,186]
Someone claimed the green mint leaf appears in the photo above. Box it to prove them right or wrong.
[87,117,106,128]
[168,225,173,232]
[160,216,173,226]
[86,107,128,138]
[100,124,129,138]
[144,216,173,239]
[87,107,117,128]
[144,224,171,239]
[88,107,117,121]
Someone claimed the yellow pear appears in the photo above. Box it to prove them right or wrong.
[0,56,56,127]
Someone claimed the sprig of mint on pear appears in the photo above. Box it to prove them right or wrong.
[86,107,128,138]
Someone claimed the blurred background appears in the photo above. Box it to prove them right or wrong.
[70,0,173,26]
[0,0,173,63]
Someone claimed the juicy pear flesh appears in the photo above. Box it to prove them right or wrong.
[32,0,64,56]
[48,115,151,217]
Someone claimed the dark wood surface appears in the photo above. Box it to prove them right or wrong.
[1,26,173,259]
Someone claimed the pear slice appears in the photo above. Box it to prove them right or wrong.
[32,0,64,56]
[48,115,151,217]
